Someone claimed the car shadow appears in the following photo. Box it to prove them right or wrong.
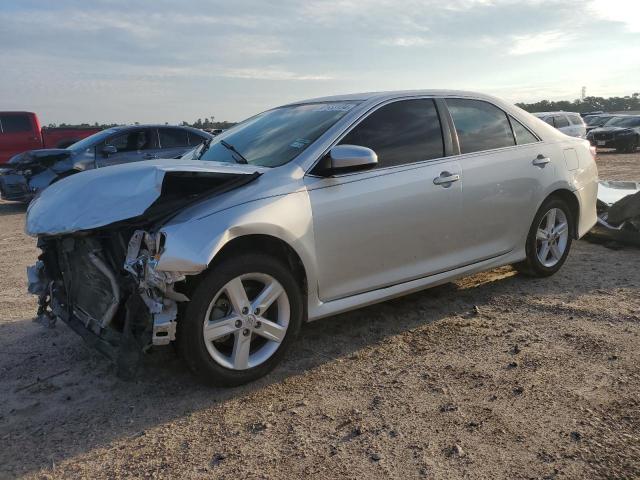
[0,246,633,477]
[0,201,27,216]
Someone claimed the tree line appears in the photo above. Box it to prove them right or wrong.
[45,117,236,129]
[517,93,640,113]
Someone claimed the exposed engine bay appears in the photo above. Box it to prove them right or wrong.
[27,166,261,376]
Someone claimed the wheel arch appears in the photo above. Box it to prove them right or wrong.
[540,189,580,239]
[182,233,309,302]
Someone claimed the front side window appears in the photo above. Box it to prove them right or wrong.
[106,130,154,152]
[554,115,570,128]
[159,128,189,148]
[0,114,32,133]
[446,99,515,153]
[188,131,207,146]
[339,99,444,168]
[510,117,539,145]
[197,102,359,167]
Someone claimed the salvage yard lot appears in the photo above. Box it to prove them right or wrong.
[1,152,639,479]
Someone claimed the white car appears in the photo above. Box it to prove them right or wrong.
[26,90,598,385]
[533,111,586,138]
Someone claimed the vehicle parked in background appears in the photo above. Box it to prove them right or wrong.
[584,114,615,133]
[25,90,598,386]
[533,112,586,137]
[586,115,640,152]
[0,125,211,202]
[0,112,101,164]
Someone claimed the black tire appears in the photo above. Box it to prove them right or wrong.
[616,137,638,153]
[178,253,303,386]
[513,197,574,277]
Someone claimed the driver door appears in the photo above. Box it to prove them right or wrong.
[305,98,465,302]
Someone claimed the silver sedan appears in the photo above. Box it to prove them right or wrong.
[26,90,598,385]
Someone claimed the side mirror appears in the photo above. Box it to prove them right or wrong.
[325,144,378,174]
[102,145,117,157]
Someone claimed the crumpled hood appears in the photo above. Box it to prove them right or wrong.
[9,149,71,167]
[26,159,264,236]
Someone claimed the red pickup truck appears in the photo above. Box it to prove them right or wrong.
[0,112,101,164]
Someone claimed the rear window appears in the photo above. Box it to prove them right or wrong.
[568,114,583,125]
[188,131,207,146]
[159,128,189,148]
[510,117,539,145]
[0,114,32,133]
[446,99,515,153]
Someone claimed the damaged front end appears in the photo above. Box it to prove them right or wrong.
[28,229,190,377]
[26,160,263,376]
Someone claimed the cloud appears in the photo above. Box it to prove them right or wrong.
[588,0,640,32]
[381,36,431,47]
[507,30,575,56]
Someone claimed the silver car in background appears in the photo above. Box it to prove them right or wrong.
[26,90,598,385]
[533,111,586,138]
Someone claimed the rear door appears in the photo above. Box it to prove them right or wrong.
[306,98,465,301]
[445,98,555,262]
[96,128,158,167]
[0,113,41,163]
[158,127,193,158]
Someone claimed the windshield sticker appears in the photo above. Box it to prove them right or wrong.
[290,138,311,149]
[313,103,356,112]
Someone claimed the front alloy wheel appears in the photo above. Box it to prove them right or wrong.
[179,253,303,386]
[203,273,290,370]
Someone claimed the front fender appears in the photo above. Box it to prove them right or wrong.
[156,190,317,281]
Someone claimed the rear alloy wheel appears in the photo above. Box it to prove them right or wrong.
[179,254,303,386]
[514,198,573,277]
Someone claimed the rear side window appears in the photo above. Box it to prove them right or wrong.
[554,115,570,128]
[159,128,189,148]
[446,99,515,153]
[510,117,539,145]
[339,99,444,168]
[0,114,32,133]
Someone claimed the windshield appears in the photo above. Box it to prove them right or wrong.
[585,115,610,126]
[604,116,640,128]
[197,102,359,167]
[67,128,121,151]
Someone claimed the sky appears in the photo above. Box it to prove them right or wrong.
[0,0,639,125]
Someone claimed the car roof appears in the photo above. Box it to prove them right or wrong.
[283,89,511,106]
[533,111,581,116]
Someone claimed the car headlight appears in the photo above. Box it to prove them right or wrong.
[616,130,633,136]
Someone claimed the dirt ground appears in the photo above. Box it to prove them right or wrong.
[1,152,638,480]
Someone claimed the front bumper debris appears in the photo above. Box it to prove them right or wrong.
[124,230,189,346]
[27,229,193,376]
[0,172,32,202]
[588,181,640,246]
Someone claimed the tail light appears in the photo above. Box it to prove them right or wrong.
[589,145,597,159]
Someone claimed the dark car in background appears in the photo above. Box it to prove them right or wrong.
[0,125,212,202]
[584,114,615,133]
[586,115,640,153]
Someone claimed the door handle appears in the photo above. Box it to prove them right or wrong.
[532,154,551,167]
[143,153,158,159]
[433,171,460,186]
